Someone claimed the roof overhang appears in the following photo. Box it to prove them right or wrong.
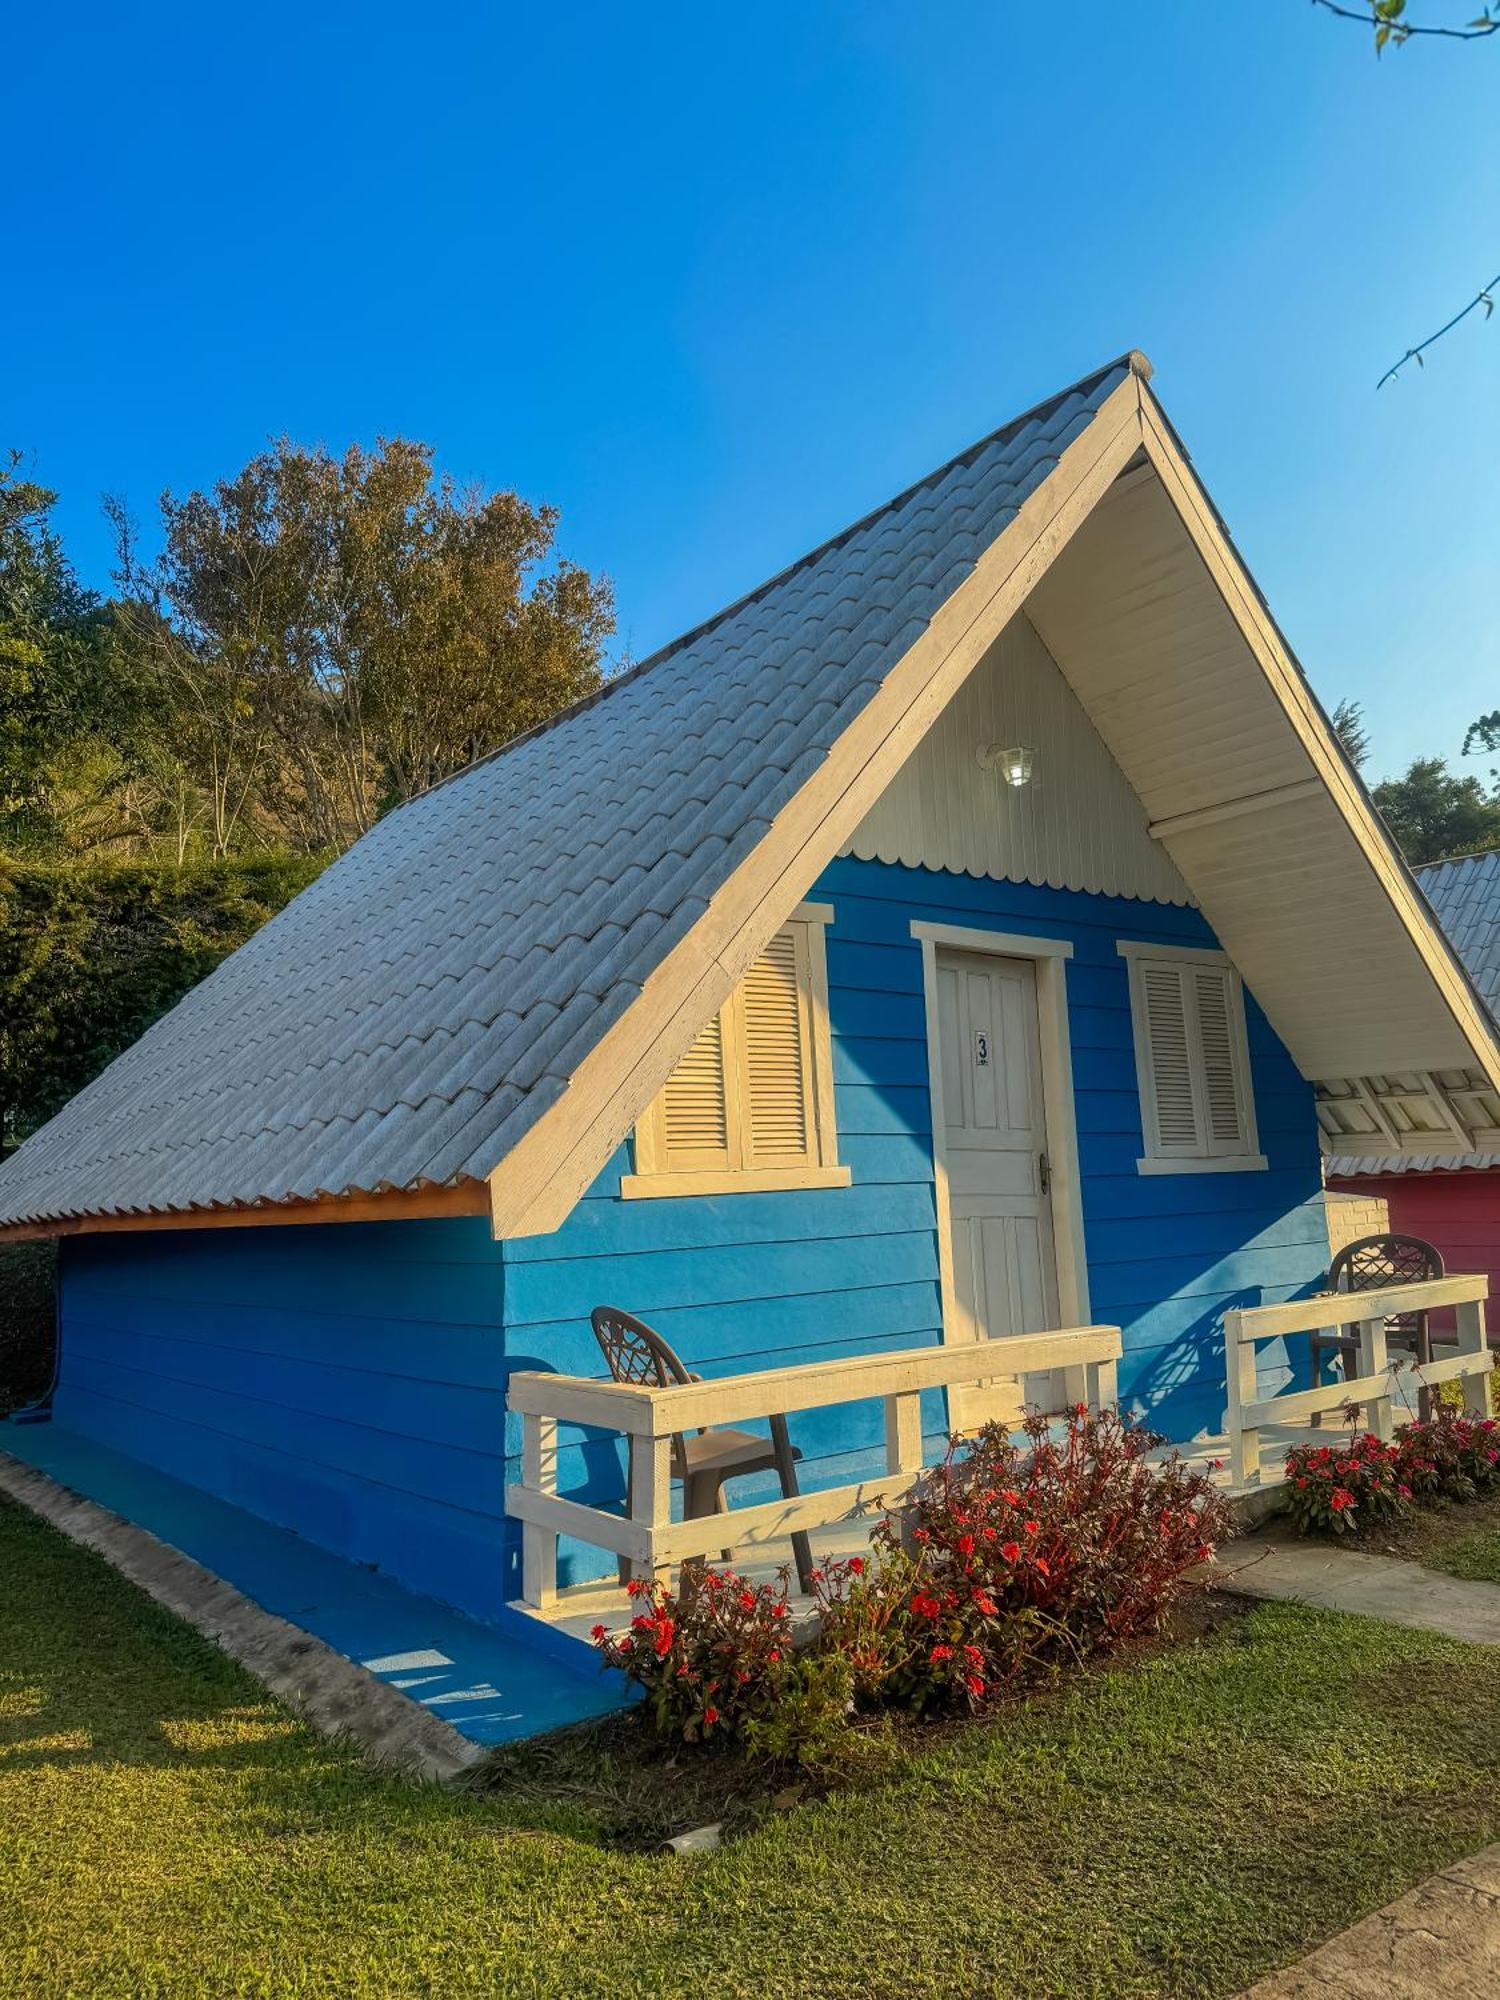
[486,370,1500,1238]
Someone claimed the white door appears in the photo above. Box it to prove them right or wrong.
[935,948,1060,1415]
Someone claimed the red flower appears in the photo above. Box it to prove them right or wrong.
[911,1593,942,1620]
[703,1705,720,1727]
[963,1644,983,1665]
[965,1674,985,1698]
[1001,1541,1021,1563]
[956,1533,975,1557]
[972,1592,998,1616]
[590,1623,607,1641]
[1033,1557,1050,1578]
[738,1591,757,1611]
[847,1555,865,1575]
[1002,1489,1021,1505]
[653,1617,675,1658]
[1329,1488,1354,1512]
[1023,1519,1040,1537]
[930,1643,954,1661]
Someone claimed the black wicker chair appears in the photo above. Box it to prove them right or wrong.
[1311,1232,1444,1424]
[590,1305,814,1591]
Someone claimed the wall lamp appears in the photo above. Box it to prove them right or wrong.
[977,743,1035,788]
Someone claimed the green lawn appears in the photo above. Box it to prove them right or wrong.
[1425,1527,1500,1584]
[7,1498,1500,1999]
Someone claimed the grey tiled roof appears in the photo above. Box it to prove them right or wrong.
[0,355,1137,1227]
[1328,848,1500,1177]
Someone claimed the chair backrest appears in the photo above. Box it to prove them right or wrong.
[1328,1233,1444,1334]
[590,1305,694,1389]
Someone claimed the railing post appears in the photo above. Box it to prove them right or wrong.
[521,1412,558,1609]
[1225,1307,1260,1487]
[885,1390,924,1482]
[1455,1298,1492,1418]
[1082,1357,1117,1415]
[628,1426,672,1583]
[1357,1314,1392,1440]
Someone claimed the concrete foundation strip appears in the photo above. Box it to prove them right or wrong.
[0,1449,486,1785]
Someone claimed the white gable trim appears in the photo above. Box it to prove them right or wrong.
[486,371,1149,1239]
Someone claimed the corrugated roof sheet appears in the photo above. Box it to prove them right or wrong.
[1328,848,1500,1177]
[0,356,1135,1229]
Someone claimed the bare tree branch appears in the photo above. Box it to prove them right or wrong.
[1377,271,1500,386]
[1311,0,1498,46]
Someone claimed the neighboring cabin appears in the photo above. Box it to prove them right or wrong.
[2,353,1497,1630]
[1326,847,1500,1306]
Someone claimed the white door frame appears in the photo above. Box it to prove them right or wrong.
[912,921,1092,1349]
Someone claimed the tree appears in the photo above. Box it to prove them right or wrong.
[0,455,115,851]
[1331,697,1371,769]
[109,438,615,855]
[1370,755,1500,863]
[1311,2,1498,385]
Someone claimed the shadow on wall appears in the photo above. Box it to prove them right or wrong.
[0,1240,56,1415]
[1122,1284,1324,1442]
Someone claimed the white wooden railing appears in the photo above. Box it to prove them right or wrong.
[505,1326,1123,1609]
[1225,1274,1494,1488]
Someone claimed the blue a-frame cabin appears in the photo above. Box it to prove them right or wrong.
[4,352,1498,1635]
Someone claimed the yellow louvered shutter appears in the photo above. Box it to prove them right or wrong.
[657,1011,732,1171]
[735,925,815,1168]
[628,909,844,1194]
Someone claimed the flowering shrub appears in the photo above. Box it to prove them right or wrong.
[1394,1407,1500,1505]
[1282,1432,1412,1537]
[592,1568,795,1745]
[873,1406,1231,1691]
[595,1405,1234,1755]
[811,1544,1025,1715]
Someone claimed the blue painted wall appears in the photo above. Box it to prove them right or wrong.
[53,854,1329,1622]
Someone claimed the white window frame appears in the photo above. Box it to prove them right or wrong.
[1118,940,1267,1176]
[621,903,849,1199]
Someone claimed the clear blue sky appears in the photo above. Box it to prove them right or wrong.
[4,2,1495,783]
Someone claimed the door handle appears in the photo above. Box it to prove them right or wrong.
[1038,1150,1051,1194]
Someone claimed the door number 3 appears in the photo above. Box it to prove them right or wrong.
[973,1029,990,1068]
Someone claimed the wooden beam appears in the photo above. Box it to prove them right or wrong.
[1147,779,1323,843]
[0,1178,490,1243]
[1419,1071,1476,1151]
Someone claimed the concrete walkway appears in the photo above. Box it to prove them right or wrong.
[1214,1537,1500,1646]
[1237,1844,1500,1997]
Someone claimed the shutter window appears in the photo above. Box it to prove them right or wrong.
[1123,946,1263,1171]
[659,1012,731,1169]
[627,908,847,1196]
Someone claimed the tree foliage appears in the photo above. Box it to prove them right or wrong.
[0,853,323,1153]
[1331,697,1372,769]
[0,456,123,854]
[107,437,614,856]
[1370,755,1500,864]
[1,436,613,865]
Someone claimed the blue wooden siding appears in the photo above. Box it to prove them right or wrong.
[55,1220,517,1620]
[52,852,1329,1621]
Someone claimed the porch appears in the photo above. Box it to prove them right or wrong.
[507,1277,1497,1656]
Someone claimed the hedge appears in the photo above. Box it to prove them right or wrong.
[0,852,323,1404]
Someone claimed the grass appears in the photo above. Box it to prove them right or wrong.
[1345,1489,1500,1583]
[7,1499,1500,1999]
[1423,1519,1500,1584]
